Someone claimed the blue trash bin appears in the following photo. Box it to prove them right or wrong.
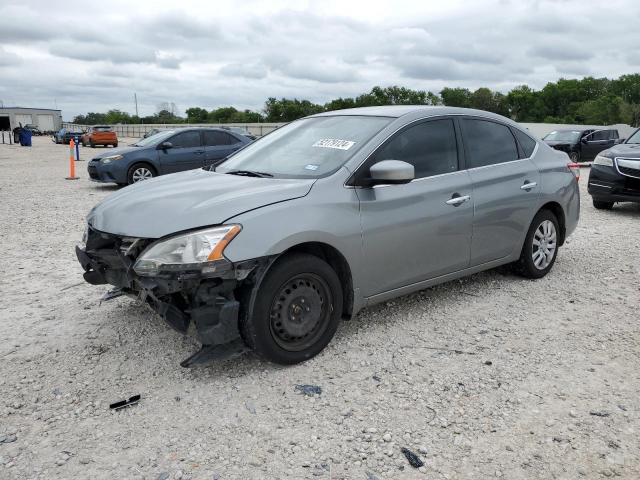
[19,129,33,146]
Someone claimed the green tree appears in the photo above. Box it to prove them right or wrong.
[440,87,472,107]
[185,107,209,123]
[263,98,324,122]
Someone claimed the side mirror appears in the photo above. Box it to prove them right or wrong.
[581,137,589,144]
[159,141,173,150]
[369,160,414,186]
[618,138,626,143]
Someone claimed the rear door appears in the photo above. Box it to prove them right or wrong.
[158,130,205,173]
[460,117,541,266]
[356,117,473,296]
[203,130,245,167]
[581,130,616,160]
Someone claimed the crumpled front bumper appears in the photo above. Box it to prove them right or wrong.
[76,228,268,366]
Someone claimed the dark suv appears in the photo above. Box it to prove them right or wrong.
[543,128,620,162]
[588,128,640,210]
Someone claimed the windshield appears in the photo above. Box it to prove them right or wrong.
[133,130,176,147]
[626,129,640,144]
[216,116,392,178]
[543,130,582,142]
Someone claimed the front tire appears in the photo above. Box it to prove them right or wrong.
[513,210,559,279]
[593,199,614,210]
[127,163,156,184]
[240,253,343,365]
[569,151,580,162]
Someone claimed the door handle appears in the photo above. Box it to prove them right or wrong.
[194,150,205,154]
[520,181,537,190]
[446,194,470,206]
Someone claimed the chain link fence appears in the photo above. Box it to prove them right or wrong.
[62,122,284,138]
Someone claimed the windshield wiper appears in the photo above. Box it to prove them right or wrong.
[226,170,273,178]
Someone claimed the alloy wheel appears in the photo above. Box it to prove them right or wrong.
[131,167,153,182]
[532,220,557,270]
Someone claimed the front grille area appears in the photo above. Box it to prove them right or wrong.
[615,158,640,179]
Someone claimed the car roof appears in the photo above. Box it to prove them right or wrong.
[310,105,523,127]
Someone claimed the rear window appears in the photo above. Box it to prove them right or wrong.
[513,128,537,158]
[203,130,238,146]
[94,126,112,132]
[461,119,519,168]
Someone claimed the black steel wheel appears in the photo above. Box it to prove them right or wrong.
[269,273,332,352]
[240,253,343,364]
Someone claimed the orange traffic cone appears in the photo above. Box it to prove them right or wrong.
[66,138,79,180]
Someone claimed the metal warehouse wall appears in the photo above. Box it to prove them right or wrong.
[0,108,63,132]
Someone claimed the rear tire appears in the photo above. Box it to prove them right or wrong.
[90,140,95,148]
[593,199,614,210]
[513,209,559,279]
[240,253,343,365]
[113,142,118,148]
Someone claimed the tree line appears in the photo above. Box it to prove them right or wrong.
[72,74,640,127]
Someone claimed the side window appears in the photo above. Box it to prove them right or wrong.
[203,130,238,146]
[611,130,619,139]
[461,119,518,168]
[590,130,609,141]
[169,130,201,148]
[370,119,458,179]
[513,128,537,158]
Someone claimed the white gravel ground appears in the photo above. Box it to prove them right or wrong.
[1,137,639,479]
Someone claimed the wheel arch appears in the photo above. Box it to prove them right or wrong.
[538,201,566,245]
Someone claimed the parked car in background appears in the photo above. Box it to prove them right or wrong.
[87,127,251,185]
[52,128,82,144]
[221,126,257,140]
[142,128,167,139]
[24,124,42,135]
[588,128,640,210]
[81,125,118,148]
[76,106,580,367]
[543,128,621,162]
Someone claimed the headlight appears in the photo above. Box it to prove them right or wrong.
[101,155,123,164]
[133,225,241,276]
[593,155,613,167]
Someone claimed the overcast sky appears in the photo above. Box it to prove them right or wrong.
[1,0,638,120]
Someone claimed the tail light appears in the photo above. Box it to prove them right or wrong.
[567,162,580,181]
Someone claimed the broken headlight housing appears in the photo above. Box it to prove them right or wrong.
[133,225,241,276]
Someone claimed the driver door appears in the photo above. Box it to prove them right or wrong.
[354,118,473,297]
[159,130,205,173]
[581,130,615,161]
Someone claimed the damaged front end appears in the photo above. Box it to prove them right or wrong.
[76,225,268,367]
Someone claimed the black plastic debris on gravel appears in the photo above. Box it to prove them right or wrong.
[294,384,322,396]
[109,394,141,410]
[589,410,610,417]
[401,447,424,468]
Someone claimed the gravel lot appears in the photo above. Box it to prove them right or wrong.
[1,137,639,479]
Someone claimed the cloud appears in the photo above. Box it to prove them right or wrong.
[0,0,638,119]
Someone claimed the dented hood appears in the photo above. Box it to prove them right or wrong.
[87,169,315,238]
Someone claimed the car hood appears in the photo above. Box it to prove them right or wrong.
[602,143,640,158]
[91,145,140,159]
[87,169,315,238]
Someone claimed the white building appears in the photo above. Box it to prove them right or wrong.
[0,107,63,132]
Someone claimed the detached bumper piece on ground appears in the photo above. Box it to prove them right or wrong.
[76,226,266,367]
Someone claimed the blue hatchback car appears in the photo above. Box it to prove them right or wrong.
[87,127,252,185]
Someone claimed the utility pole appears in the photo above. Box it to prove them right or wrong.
[134,93,139,119]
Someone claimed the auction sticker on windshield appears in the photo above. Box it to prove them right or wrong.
[312,139,355,150]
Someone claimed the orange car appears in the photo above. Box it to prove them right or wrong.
[81,125,118,148]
